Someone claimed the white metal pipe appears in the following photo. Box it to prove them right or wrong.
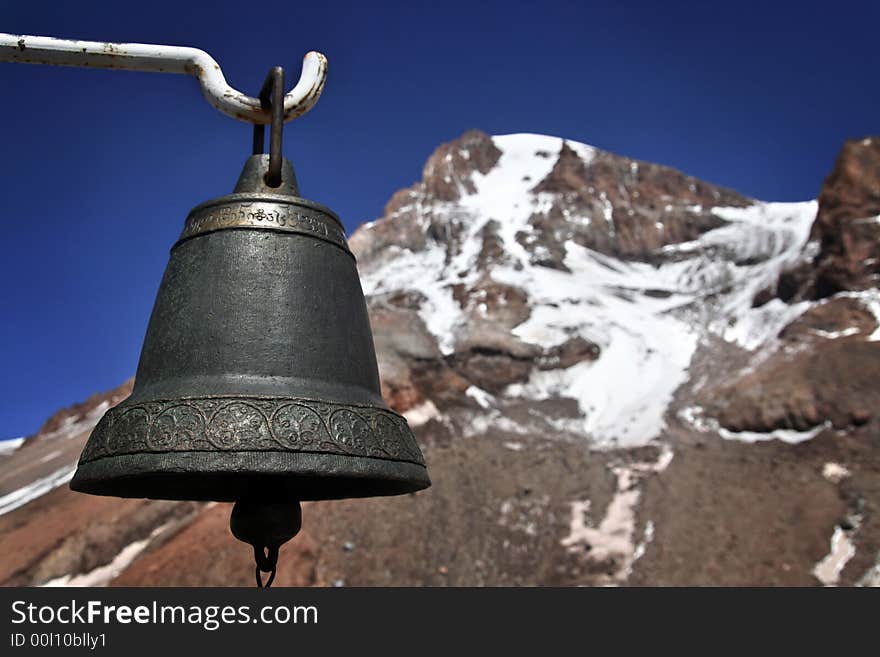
[0,33,327,124]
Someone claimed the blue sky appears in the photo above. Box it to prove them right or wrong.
[1,0,878,438]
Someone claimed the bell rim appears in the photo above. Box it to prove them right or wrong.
[79,393,421,461]
[70,450,431,502]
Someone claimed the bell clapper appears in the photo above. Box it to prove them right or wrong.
[230,497,302,588]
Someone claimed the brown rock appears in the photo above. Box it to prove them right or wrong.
[0,482,197,586]
[706,338,880,432]
[708,296,880,433]
[449,347,534,394]
[421,130,501,202]
[38,379,132,437]
[528,143,746,260]
[368,294,444,413]
[535,142,748,208]
[763,137,880,301]
[476,219,513,269]
[810,137,880,296]
[452,277,531,328]
[537,336,601,370]
[517,209,571,271]
[779,297,877,342]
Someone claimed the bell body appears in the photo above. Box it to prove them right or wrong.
[71,156,430,502]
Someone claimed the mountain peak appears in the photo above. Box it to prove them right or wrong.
[353,130,753,267]
[350,129,823,451]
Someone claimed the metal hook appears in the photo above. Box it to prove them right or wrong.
[0,33,327,125]
[253,66,285,187]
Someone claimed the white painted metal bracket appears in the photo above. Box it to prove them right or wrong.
[0,33,327,124]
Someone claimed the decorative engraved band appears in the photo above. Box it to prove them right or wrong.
[79,396,424,466]
[179,200,349,251]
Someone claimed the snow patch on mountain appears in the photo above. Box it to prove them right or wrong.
[43,520,175,587]
[500,241,699,448]
[679,406,830,445]
[0,437,24,455]
[814,517,862,586]
[705,202,819,348]
[0,464,75,517]
[361,242,461,354]
[560,444,672,584]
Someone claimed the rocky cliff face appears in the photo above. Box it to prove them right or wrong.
[760,137,880,302]
[1,131,878,587]
[705,138,880,438]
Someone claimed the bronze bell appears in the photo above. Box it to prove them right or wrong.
[0,37,427,586]
[71,126,430,585]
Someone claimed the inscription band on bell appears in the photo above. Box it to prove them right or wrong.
[179,199,349,252]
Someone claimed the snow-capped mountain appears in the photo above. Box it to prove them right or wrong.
[355,132,825,448]
[1,131,878,587]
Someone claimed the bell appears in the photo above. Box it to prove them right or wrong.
[0,37,425,585]
[70,152,430,582]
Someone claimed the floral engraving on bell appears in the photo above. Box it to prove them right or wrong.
[329,409,370,451]
[271,403,323,447]
[109,407,149,454]
[81,396,425,466]
[149,404,205,450]
[207,402,271,449]
[373,413,404,459]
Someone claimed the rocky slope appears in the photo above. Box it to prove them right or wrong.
[1,132,878,587]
